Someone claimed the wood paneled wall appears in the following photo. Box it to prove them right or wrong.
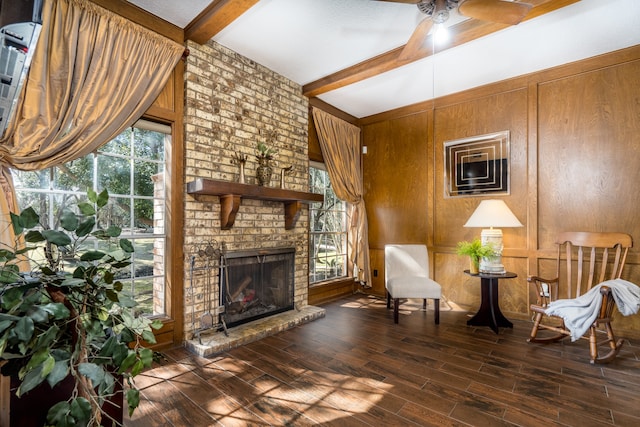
[362,45,640,338]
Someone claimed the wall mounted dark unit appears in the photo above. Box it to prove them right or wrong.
[0,0,43,28]
[0,0,43,137]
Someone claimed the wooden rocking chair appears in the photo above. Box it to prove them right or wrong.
[527,231,633,364]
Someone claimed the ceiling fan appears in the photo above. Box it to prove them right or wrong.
[379,0,533,60]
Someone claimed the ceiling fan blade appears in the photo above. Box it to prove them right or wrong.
[399,17,434,61]
[459,0,533,25]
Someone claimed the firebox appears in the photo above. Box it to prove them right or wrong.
[219,247,295,328]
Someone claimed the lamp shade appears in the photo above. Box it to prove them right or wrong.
[464,199,523,228]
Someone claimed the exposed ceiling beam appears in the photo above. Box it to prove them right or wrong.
[185,0,259,44]
[303,0,580,98]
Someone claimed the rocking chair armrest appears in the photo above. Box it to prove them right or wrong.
[598,285,613,296]
[527,275,558,284]
[597,285,617,319]
[527,276,559,306]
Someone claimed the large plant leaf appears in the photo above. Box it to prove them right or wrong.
[25,347,50,371]
[0,249,16,262]
[80,250,107,262]
[96,189,109,208]
[42,230,72,246]
[117,293,136,308]
[69,397,92,425]
[59,210,79,231]
[111,341,130,366]
[118,351,137,374]
[27,305,49,323]
[131,359,145,376]
[78,362,104,385]
[139,348,154,366]
[10,212,23,235]
[36,324,61,349]
[19,206,40,229]
[0,319,13,334]
[17,364,46,396]
[24,230,45,243]
[41,303,71,320]
[141,327,157,344]
[0,264,20,284]
[105,225,121,237]
[14,316,34,342]
[76,216,96,237]
[47,400,86,427]
[119,238,134,253]
[46,359,70,388]
[77,201,95,216]
[97,335,118,358]
[126,388,140,416]
[46,402,72,427]
[87,188,98,203]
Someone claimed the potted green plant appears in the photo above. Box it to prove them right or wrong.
[456,238,496,274]
[0,189,161,427]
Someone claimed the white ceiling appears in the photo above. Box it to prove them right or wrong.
[127,0,640,118]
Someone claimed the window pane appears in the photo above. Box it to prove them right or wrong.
[12,170,49,191]
[97,155,131,195]
[97,196,131,231]
[133,160,161,197]
[53,155,93,191]
[134,128,164,161]
[130,278,155,316]
[99,128,132,155]
[13,191,48,219]
[134,199,154,230]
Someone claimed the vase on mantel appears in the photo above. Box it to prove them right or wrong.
[256,157,273,186]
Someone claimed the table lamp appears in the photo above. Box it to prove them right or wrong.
[463,199,523,274]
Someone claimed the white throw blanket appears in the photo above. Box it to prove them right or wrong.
[544,279,640,341]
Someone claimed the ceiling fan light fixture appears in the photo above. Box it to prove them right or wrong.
[433,9,449,24]
[434,24,450,44]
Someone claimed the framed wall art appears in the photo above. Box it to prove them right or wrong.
[444,131,510,198]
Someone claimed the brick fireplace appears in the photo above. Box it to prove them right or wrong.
[181,39,324,355]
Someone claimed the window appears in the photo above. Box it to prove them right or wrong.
[11,120,169,317]
[309,163,347,284]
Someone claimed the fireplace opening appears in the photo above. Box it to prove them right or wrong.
[219,247,295,328]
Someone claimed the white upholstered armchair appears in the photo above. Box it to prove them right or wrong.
[384,244,441,324]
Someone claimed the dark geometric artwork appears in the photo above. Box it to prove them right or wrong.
[444,131,510,197]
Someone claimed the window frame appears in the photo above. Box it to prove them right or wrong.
[11,119,170,318]
[308,161,348,285]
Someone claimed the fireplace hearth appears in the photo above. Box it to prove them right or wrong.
[220,248,295,329]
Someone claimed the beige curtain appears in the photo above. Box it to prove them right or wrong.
[312,107,371,286]
[0,0,183,257]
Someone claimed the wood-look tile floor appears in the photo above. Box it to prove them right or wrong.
[126,294,640,426]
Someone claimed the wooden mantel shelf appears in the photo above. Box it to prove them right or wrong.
[186,178,324,230]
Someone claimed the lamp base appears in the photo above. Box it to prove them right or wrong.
[479,228,505,274]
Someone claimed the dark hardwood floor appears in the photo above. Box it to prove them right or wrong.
[126,294,640,426]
